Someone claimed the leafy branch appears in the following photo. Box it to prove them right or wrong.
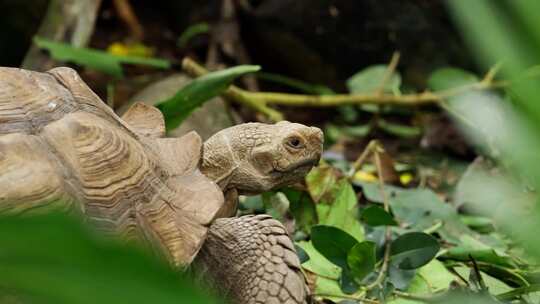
[182,57,506,121]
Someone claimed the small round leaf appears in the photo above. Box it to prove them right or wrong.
[390,232,440,270]
[311,225,358,269]
[347,241,376,281]
[360,206,398,226]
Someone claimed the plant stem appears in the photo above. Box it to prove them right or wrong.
[366,145,392,290]
[182,57,507,121]
[496,284,540,301]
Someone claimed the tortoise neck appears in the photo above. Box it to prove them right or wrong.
[200,132,239,190]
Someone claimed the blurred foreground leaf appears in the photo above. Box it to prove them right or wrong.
[0,213,218,304]
[34,37,170,77]
[156,65,260,130]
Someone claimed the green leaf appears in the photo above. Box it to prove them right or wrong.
[360,206,398,226]
[282,189,318,233]
[306,165,339,203]
[177,22,211,47]
[387,187,473,244]
[0,213,216,304]
[347,241,376,281]
[296,241,340,279]
[256,72,335,95]
[34,37,170,78]
[443,248,514,268]
[156,65,260,130]
[311,225,359,269]
[320,181,364,241]
[427,67,479,91]
[453,266,512,295]
[347,64,401,94]
[376,119,422,138]
[387,260,455,303]
[390,232,440,270]
[339,269,360,294]
[295,244,310,264]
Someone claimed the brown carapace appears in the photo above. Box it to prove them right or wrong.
[0,67,323,304]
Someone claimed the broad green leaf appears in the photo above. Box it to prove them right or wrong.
[347,64,401,94]
[295,244,310,264]
[427,67,479,91]
[313,276,364,303]
[443,248,514,268]
[311,225,358,269]
[347,241,376,281]
[453,266,512,295]
[339,268,359,294]
[156,65,260,130]
[360,206,398,226]
[0,213,216,304]
[320,181,364,241]
[34,37,170,78]
[306,164,339,203]
[296,241,340,279]
[390,232,440,270]
[389,187,473,244]
[177,22,210,47]
[388,260,456,303]
[387,263,416,290]
[282,189,318,233]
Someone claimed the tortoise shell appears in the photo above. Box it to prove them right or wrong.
[0,67,224,266]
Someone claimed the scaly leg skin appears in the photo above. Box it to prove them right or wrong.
[196,214,311,304]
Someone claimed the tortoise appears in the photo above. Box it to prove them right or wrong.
[0,67,323,304]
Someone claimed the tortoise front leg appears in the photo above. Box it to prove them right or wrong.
[196,214,310,304]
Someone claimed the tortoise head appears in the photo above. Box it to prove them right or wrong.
[201,121,323,194]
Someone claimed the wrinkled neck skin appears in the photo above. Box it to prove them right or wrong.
[200,132,240,191]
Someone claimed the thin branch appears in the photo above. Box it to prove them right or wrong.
[183,57,506,107]
[366,144,392,291]
[496,284,540,301]
[349,140,379,177]
[182,58,508,122]
[374,52,401,96]
[313,293,379,304]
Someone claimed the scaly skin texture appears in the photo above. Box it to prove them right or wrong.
[199,123,322,304]
[201,121,323,216]
[0,67,322,304]
[197,215,311,304]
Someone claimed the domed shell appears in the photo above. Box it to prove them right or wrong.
[0,67,224,266]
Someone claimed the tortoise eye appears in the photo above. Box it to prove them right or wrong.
[287,137,304,149]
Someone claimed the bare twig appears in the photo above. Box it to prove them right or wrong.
[113,0,144,40]
[374,52,401,96]
[365,145,392,290]
[313,293,379,304]
[349,140,380,177]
